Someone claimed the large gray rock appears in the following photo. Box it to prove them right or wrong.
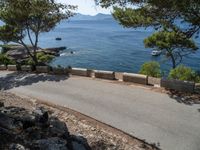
[5,45,65,61]
[0,106,91,150]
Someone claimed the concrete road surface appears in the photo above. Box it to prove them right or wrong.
[0,71,200,150]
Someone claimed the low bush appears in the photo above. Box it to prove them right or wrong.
[0,54,15,65]
[26,52,54,65]
[169,65,199,82]
[139,61,161,77]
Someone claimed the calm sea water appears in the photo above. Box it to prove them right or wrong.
[2,19,200,73]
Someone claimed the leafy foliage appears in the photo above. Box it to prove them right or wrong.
[95,0,200,38]
[27,52,54,65]
[96,0,200,68]
[169,65,200,82]
[0,0,76,64]
[0,54,15,65]
[144,31,198,68]
[139,61,161,77]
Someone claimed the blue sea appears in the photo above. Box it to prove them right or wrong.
[2,19,200,73]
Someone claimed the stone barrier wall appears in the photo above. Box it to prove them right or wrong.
[52,67,65,75]
[70,68,88,77]
[0,65,197,93]
[7,65,18,71]
[36,66,49,73]
[94,70,115,80]
[87,69,95,77]
[147,77,161,86]
[21,65,32,72]
[0,65,7,70]
[123,73,147,85]
[115,72,123,81]
[161,78,195,93]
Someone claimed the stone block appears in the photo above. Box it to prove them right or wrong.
[94,70,115,80]
[87,69,95,77]
[36,66,49,73]
[21,65,32,72]
[148,77,161,86]
[71,68,87,76]
[123,73,147,85]
[7,65,18,71]
[161,78,195,93]
[0,65,7,70]
[115,72,123,81]
[52,67,65,75]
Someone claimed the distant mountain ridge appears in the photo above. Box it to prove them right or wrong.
[70,13,113,21]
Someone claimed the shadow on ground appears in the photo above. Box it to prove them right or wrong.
[166,90,200,106]
[0,72,68,90]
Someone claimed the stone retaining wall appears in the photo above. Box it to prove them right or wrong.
[7,65,18,71]
[0,65,7,70]
[36,66,49,73]
[21,65,32,72]
[115,72,123,81]
[161,78,195,93]
[71,68,88,77]
[0,65,197,93]
[148,77,161,86]
[94,70,115,80]
[123,73,147,85]
[52,67,65,75]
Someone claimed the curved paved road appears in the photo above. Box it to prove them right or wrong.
[1,71,200,150]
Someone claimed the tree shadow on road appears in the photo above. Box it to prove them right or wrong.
[166,89,200,106]
[0,72,69,90]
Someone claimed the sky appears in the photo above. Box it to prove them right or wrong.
[57,0,112,15]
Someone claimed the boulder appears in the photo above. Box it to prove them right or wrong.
[0,105,91,150]
[5,45,65,61]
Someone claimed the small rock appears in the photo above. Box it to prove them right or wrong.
[9,143,26,150]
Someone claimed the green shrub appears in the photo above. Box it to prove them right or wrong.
[26,52,54,65]
[0,44,16,54]
[0,54,15,65]
[139,61,161,77]
[169,65,199,82]
[37,52,54,63]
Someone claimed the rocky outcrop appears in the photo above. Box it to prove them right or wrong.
[0,103,91,150]
[4,45,66,61]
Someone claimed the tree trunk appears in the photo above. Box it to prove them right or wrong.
[171,54,176,69]
[167,49,176,69]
